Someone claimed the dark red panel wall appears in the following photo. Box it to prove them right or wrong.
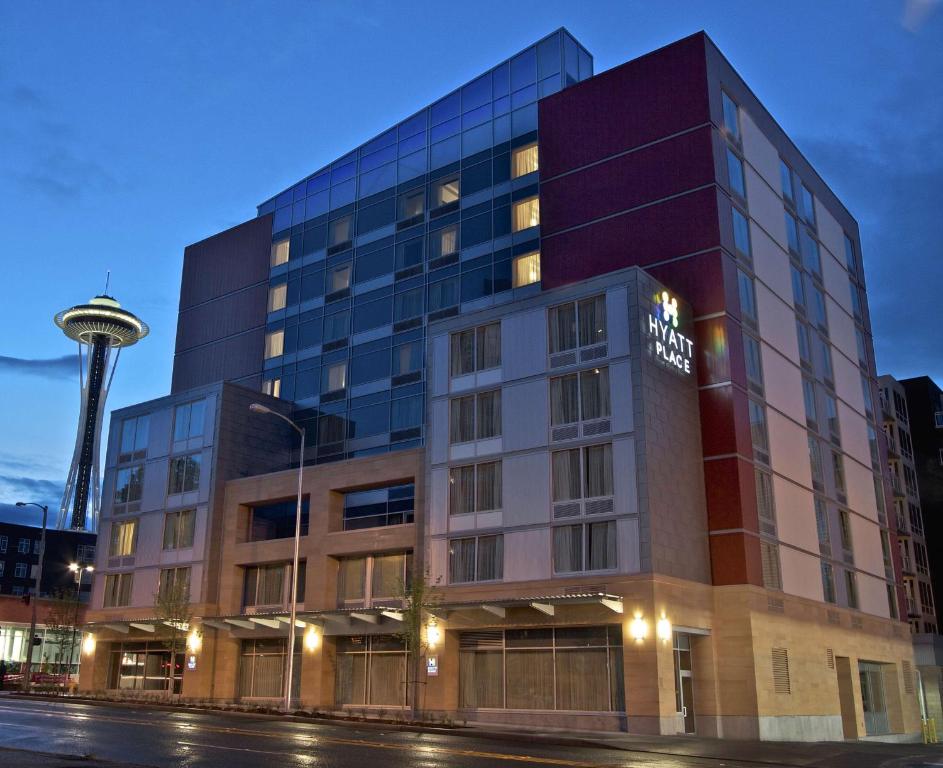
[172,214,272,393]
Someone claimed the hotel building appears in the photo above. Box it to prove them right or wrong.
[78,30,922,741]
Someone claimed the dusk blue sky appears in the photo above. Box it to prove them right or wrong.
[0,1,940,526]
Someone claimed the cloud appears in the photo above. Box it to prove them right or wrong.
[4,84,42,108]
[0,475,64,500]
[0,503,46,527]
[0,354,77,380]
[902,0,941,31]
[12,147,116,200]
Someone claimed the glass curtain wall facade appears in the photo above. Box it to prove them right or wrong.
[257,30,592,463]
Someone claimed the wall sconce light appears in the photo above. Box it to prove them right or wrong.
[82,633,96,656]
[186,628,202,654]
[656,613,672,643]
[304,625,320,652]
[628,612,649,644]
[426,620,441,649]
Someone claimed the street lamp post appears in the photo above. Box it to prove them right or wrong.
[66,563,93,688]
[249,402,304,713]
[14,502,47,693]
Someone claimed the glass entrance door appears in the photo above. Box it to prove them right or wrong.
[859,662,889,736]
[673,632,696,734]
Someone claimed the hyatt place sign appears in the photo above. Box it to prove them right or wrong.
[647,291,694,376]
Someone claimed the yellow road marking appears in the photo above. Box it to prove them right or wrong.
[0,703,611,767]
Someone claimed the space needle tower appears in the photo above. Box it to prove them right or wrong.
[54,291,148,531]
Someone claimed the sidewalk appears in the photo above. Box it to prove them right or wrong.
[0,747,148,767]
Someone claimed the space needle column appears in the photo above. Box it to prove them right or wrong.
[55,295,148,532]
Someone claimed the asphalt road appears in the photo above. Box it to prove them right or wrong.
[0,698,759,768]
[0,698,939,768]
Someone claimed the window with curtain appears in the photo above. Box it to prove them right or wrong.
[430,224,459,259]
[548,295,606,353]
[512,196,540,232]
[163,509,195,550]
[323,362,347,393]
[270,238,290,267]
[157,566,191,603]
[449,390,501,443]
[323,310,350,342]
[512,251,541,287]
[809,437,824,490]
[449,461,501,514]
[268,283,287,312]
[243,562,304,608]
[449,535,503,583]
[334,635,407,707]
[329,215,352,246]
[238,638,300,700]
[511,142,539,178]
[450,323,501,376]
[552,443,613,501]
[553,522,615,573]
[428,276,460,311]
[394,288,423,321]
[264,330,284,359]
[551,367,610,426]
[168,453,201,494]
[103,573,133,607]
[337,557,366,604]
[328,264,352,293]
[109,520,137,557]
[749,399,769,463]
[398,189,424,219]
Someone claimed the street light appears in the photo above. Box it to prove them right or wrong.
[66,562,93,688]
[14,502,47,693]
[249,402,305,713]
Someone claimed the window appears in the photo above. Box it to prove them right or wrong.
[824,394,840,442]
[800,228,821,278]
[726,147,746,198]
[838,509,853,556]
[760,540,782,590]
[0,536,6,553]
[817,337,834,385]
[843,233,857,273]
[109,520,137,557]
[552,443,613,501]
[790,265,805,310]
[398,189,424,220]
[553,521,616,572]
[0,562,3,576]
[850,281,863,321]
[799,183,816,227]
[512,250,541,287]
[268,283,287,312]
[33,539,40,554]
[337,552,411,606]
[393,288,423,321]
[935,411,943,429]
[796,320,812,367]
[264,330,284,359]
[755,469,776,535]
[749,400,769,464]
[821,561,836,604]
[157,567,191,604]
[814,497,830,552]
[17,538,30,554]
[173,400,206,442]
[512,142,539,177]
[919,581,935,614]
[343,483,414,530]
[328,264,351,293]
[802,378,818,427]
[861,376,875,419]
[844,570,858,610]
[247,499,309,541]
[449,461,502,515]
[238,638,299,700]
[721,90,741,142]
[732,208,751,260]
[163,509,195,550]
[810,285,827,332]
[323,362,347,393]
[271,238,289,267]
[430,224,459,259]
[323,310,350,342]
[449,535,503,583]
[168,453,201,495]
[910,503,925,536]
[119,416,149,462]
[784,211,800,254]
[114,465,144,505]
[780,160,794,203]
[738,269,757,327]
[393,340,422,377]
[915,542,929,576]
[244,563,292,608]
[550,367,611,426]
[14,562,27,578]
[262,378,281,398]
[76,543,96,563]
[449,390,501,443]
[433,176,460,207]
[395,237,423,271]
[335,635,407,707]
[329,215,352,246]
[450,323,501,376]
[548,295,607,354]
[103,573,133,608]
[743,332,764,391]
[512,196,540,232]
[809,437,824,490]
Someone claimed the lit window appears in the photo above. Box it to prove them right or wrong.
[329,215,352,246]
[512,196,540,231]
[323,362,347,393]
[328,265,351,293]
[430,224,459,259]
[262,378,281,398]
[512,251,540,287]
[433,176,460,207]
[268,283,287,312]
[271,238,289,267]
[511,142,539,178]
[109,520,137,557]
[264,330,284,359]
[722,91,741,142]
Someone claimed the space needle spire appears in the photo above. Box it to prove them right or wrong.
[54,292,148,531]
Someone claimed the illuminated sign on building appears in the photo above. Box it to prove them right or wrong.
[647,291,694,375]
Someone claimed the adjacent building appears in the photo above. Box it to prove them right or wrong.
[79,30,922,741]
